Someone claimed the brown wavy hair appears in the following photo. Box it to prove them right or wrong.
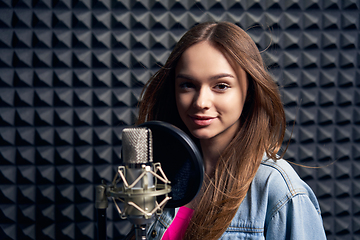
[137,22,286,239]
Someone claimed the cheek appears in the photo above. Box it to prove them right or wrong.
[218,92,245,116]
[175,94,186,119]
[175,93,191,113]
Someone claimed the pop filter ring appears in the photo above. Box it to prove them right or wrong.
[139,121,204,208]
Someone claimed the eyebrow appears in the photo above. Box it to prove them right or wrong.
[210,73,235,80]
[175,73,235,81]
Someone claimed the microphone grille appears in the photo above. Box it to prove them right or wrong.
[122,127,153,164]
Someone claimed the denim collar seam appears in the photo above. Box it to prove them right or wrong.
[158,213,171,228]
[159,208,178,228]
[269,190,311,222]
[226,226,264,233]
[261,160,296,194]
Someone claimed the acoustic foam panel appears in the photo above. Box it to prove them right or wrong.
[0,0,359,239]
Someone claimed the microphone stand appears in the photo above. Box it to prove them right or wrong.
[95,181,108,240]
[134,224,148,240]
[95,163,171,240]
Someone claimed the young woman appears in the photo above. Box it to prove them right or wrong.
[136,22,326,240]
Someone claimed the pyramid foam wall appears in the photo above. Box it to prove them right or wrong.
[0,0,359,239]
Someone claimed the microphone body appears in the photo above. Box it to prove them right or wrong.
[108,127,171,240]
[122,127,156,225]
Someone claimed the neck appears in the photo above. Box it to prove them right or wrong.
[200,137,230,176]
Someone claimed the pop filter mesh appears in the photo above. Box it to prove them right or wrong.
[171,160,191,201]
[139,121,203,208]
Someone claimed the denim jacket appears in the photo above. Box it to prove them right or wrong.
[147,157,327,239]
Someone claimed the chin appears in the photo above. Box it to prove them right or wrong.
[189,129,214,140]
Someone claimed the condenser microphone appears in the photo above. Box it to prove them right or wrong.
[109,127,171,240]
[121,127,156,225]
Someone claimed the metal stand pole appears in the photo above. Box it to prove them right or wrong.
[96,183,108,240]
[97,208,107,240]
[134,224,148,240]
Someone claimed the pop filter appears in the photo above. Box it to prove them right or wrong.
[139,121,204,208]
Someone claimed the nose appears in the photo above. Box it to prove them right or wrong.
[193,88,212,110]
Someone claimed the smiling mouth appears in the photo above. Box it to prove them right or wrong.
[190,115,215,126]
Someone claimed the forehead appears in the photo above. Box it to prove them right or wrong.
[177,42,232,70]
[175,41,243,78]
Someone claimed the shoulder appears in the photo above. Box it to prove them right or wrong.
[230,156,321,226]
[257,157,310,196]
[256,157,321,215]
[256,158,327,239]
[257,157,319,201]
[225,156,323,238]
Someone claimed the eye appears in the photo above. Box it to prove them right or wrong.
[179,82,195,89]
[214,83,230,91]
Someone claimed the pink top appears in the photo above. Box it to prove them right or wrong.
[161,206,195,240]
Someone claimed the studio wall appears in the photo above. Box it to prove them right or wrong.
[0,0,359,239]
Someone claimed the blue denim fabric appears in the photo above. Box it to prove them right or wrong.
[147,157,327,240]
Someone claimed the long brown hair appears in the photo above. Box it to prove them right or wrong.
[137,22,286,239]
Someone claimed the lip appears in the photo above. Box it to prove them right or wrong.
[189,115,216,126]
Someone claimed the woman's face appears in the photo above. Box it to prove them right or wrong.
[175,41,248,143]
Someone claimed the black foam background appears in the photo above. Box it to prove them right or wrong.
[0,0,359,239]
